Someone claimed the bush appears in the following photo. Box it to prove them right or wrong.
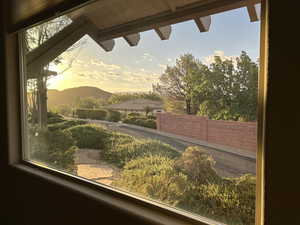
[127,112,141,118]
[122,116,156,129]
[113,155,187,205]
[102,139,180,168]
[178,174,256,225]
[48,120,87,131]
[76,108,107,120]
[147,114,156,120]
[29,127,77,173]
[106,109,121,122]
[68,124,111,149]
[175,146,220,184]
[47,111,65,124]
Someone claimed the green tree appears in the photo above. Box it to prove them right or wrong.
[154,54,209,114]
[197,51,258,121]
[108,91,161,104]
[75,96,101,109]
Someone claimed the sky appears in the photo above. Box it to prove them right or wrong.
[47,7,260,93]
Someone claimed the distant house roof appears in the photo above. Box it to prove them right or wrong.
[106,99,163,111]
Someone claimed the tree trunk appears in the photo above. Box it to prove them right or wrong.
[186,99,192,114]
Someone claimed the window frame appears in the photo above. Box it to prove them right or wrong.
[5,1,268,225]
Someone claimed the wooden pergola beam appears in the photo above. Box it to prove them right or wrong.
[95,0,260,42]
[123,33,140,46]
[155,25,172,40]
[98,39,115,52]
[194,16,211,32]
[27,17,118,74]
[27,18,89,75]
[27,69,57,79]
[247,4,261,22]
[163,0,176,12]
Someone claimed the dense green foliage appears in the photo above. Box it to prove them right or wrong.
[50,104,73,116]
[102,139,180,168]
[108,92,161,104]
[122,117,156,129]
[37,114,256,224]
[154,52,258,121]
[48,119,87,131]
[29,127,77,173]
[47,112,65,124]
[174,146,220,184]
[76,108,107,120]
[75,96,104,109]
[105,109,122,122]
[122,114,157,129]
[114,146,256,225]
[197,52,258,121]
[113,155,187,205]
[68,124,111,149]
[75,108,121,122]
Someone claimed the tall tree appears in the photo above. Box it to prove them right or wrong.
[154,54,208,114]
[197,51,258,121]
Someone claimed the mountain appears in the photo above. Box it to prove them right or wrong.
[47,86,112,108]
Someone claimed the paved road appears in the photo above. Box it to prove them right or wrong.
[87,120,256,178]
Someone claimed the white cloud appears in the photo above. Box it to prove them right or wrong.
[49,51,160,92]
[158,64,167,70]
[203,50,237,66]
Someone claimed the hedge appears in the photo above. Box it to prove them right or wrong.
[47,111,65,124]
[101,139,180,168]
[105,109,121,122]
[48,120,87,131]
[29,127,77,173]
[68,124,111,149]
[76,108,107,120]
[122,117,156,129]
[113,155,187,205]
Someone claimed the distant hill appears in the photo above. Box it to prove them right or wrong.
[47,86,112,108]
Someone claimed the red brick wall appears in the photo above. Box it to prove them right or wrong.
[156,113,257,153]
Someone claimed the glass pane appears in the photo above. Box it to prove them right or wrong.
[22,1,260,224]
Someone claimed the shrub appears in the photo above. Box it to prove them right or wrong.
[122,117,156,129]
[105,132,135,148]
[178,174,256,225]
[102,139,180,168]
[29,127,77,173]
[76,108,107,120]
[48,120,87,131]
[113,155,187,205]
[127,112,141,118]
[68,124,111,149]
[106,109,121,122]
[47,111,65,124]
[175,146,220,184]
[147,114,156,120]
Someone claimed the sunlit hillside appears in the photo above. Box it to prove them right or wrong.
[47,86,112,108]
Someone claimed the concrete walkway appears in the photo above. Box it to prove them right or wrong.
[75,149,119,185]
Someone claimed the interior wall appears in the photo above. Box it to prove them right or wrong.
[264,0,300,224]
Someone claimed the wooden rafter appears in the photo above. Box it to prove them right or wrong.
[27,18,89,74]
[123,33,140,46]
[194,16,211,32]
[155,25,172,40]
[94,0,260,42]
[163,0,176,12]
[247,4,261,22]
